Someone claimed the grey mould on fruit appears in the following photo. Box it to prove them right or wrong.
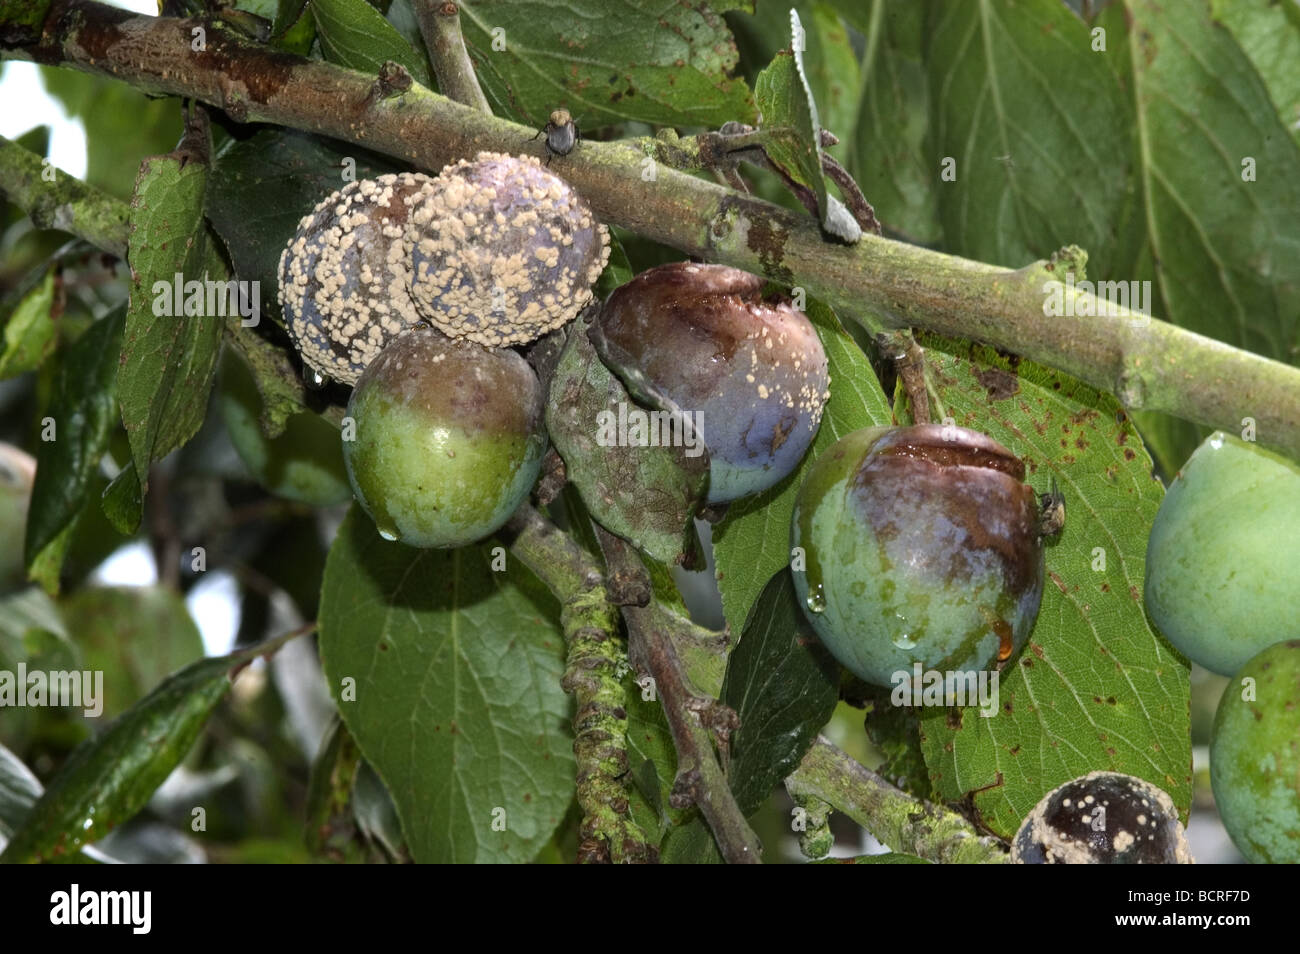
[278,172,435,386]
[405,151,609,349]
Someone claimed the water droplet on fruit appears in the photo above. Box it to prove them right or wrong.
[304,367,329,390]
[893,633,917,650]
[805,585,826,614]
[377,524,401,542]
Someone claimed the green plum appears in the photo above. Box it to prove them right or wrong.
[219,350,352,507]
[1145,431,1300,676]
[1210,639,1300,863]
[791,424,1047,687]
[343,324,546,547]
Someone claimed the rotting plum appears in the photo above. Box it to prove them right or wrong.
[590,262,829,504]
[342,324,546,548]
[278,172,435,386]
[1210,639,1300,863]
[790,424,1045,687]
[405,151,608,349]
[1145,430,1300,676]
[1011,771,1192,864]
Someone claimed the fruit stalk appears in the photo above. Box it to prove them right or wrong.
[503,505,656,863]
[786,736,1009,864]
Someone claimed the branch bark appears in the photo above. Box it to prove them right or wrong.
[785,736,1009,864]
[502,504,655,864]
[5,1,1300,460]
[411,0,490,114]
[596,527,762,864]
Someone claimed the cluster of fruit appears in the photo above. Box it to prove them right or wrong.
[250,152,1296,864]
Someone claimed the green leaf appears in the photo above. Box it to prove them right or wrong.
[119,153,224,500]
[927,0,1132,277]
[847,0,941,242]
[0,267,57,380]
[100,459,142,536]
[60,586,205,720]
[25,308,125,592]
[545,318,708,567]
[1211,0,1300,145]
[0,586,76,674]
[311,0,431,87]
[0,642,268,863]
[753,13,858,240]
[304,716,371,862]
[913,334,1191,840]
[454,0,756,128]
[208,129,401,328]
[712,299,891,636]
[660,816,724,864]
[0,743,43,843]
[721,570,839,815]
[318,506,574,864]
[1114,0,1300,364]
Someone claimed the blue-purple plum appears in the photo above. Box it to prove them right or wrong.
[278,172,435,386]
[590,262,828,503]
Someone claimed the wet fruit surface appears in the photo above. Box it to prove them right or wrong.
[278,172,434,386]
[343,325,546,548]
[1145,431,1300,676]
[1210,639,1300,863]
[1012,771,1192,863]
[790,424,1044,686]
[591,262,828,503]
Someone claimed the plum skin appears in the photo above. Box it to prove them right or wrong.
[1210,639,1300,864]
[343,325,546,548]
[1012,771,1192,864]
[219,351,352,507]
[1145,431,1300,676]
[791,424,1044,687]
[590,262,828,504]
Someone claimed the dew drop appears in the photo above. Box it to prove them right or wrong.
[377,524,401,542]
[304,366,329,390]
[893,633,917,650]
[805,585,826,614]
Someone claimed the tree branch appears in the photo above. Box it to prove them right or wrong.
[4,1,1300,460]
[785,736,1008,864]
[501,504,655,864]
[596,526,762,864]
[411,0,490,114]
[0,133,129,257]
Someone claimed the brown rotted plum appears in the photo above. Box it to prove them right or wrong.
[790,424,1049,687]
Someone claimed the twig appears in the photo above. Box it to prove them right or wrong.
[785,736,1008,864]
[502,504,655,864]
[412,0,491,114]
[595,526,761,864]
[4,4,1300,459]
[876,329,935,425]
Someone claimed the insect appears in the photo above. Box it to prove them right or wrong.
[530,108,579,166]
[1038,477,1066,537]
